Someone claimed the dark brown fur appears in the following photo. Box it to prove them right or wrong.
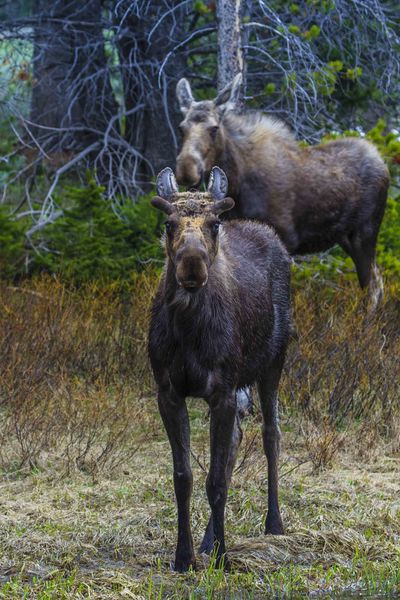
[148,168,291,571]
[175,77,389,306]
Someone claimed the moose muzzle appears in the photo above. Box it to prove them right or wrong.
[175,240,209,291]
[176,154,203,188]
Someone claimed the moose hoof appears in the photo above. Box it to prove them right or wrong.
[174,555,197,572]
[265,512,284,535]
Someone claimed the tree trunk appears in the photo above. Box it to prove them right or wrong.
[217,0,245,98]
[115,1,186,183]
[29,0,118,152]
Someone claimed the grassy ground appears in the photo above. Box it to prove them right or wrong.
[0,403,399,599]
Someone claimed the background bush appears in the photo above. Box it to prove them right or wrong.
[0,275,158,474]
[0,175,163,283]
[33,176,163,284]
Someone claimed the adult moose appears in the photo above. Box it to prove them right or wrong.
[175,75,389,307]
[149,167,291,571]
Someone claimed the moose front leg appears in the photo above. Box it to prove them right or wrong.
[158,388,195,572]
[199,409,243,554]
[206,391,236,568]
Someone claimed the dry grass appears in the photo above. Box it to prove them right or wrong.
[0,274,158,474]
[284,278,400,428]
[0,419,399,598]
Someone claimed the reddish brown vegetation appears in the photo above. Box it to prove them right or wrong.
[0,273,398,477]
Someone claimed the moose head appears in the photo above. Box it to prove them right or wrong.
[152,166,235,291]
[175,75,242,188]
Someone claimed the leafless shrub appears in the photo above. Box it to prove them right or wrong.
[0,274,158,474]
[282,279,400,430]
[302,418,345,472]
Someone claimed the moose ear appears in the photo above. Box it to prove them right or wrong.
[176,78,194,114]
[214,73,242,112]
[207,166,228,200]
[156,167,178,200]
[212,197,235,215]
[151,196,176,215]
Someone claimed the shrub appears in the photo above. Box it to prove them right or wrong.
[0,274,398,474]
[302,419,345,472]
[0,274,158,474]
[32,176,163,283]
[0,205,26,279]
[282,277,400,431]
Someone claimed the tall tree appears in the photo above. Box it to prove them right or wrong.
[29,0,118,152]
[0,0,398,215]
[217,0,244,91]
[114,1,187,184]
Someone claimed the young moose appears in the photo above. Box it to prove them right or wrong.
[148,166,291,571]
[175,75,389,307]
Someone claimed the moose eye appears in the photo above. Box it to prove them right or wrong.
[209,126,219,140]
[165,221,172,233]
[211,221,221,235]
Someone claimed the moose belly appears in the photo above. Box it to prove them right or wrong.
[169,351,213,398]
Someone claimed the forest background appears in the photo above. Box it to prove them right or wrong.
[0,0,399,281]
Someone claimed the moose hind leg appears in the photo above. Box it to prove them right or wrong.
[158,390,195,572]
[199,408,243,554]
[343,233,384,309]
[257,357,285,535]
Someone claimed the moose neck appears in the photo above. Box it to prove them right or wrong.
[217,121,246,198]
[215,111,299,200]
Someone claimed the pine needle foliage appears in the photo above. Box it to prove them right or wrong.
[34,176,163,284]
[0,206,26,279]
